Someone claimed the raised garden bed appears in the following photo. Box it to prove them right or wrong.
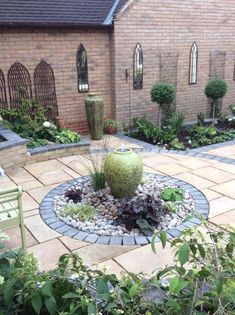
[0,126,90,170]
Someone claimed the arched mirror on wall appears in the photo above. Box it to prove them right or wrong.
[189,42,198,84]
[77,44,89,93]
[133,43,143,90]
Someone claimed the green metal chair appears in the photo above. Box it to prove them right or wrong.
[0,186,26,252]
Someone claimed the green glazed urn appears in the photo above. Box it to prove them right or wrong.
[104,147,143,198]
[85,92,104,140]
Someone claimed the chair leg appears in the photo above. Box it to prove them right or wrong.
[20,224,27,253]
[18,190,27,253]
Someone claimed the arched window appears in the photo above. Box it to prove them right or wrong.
[0,69,8,109]
[77,44,89,93]
[189,42,198,84]
[133,43,143,90]
[34,60,58,118]
[8,61,32,109]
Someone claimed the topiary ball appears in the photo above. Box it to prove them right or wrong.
[150,82,176,106]
[205,79,228,101]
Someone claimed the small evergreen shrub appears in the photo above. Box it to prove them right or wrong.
[205,79,228,120]
[150,82,176,127]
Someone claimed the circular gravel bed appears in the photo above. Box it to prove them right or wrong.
[40,173,210,246]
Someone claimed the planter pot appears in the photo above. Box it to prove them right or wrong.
[85,93,104,140]
[104,148,143,198]
[105,125,117,135]
[55,116,66,129]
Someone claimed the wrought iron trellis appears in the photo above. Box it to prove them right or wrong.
[77,44,89,93]
[8,61,32,109]
[34,59,58,118]
[133,43,143,90]
[209,51,226,79]
[0,69,8,109]
[160,53,178,86]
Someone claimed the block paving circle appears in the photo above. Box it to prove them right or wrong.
[39,174,210,246]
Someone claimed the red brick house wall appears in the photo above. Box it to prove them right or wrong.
[112,0,235,124]
[1,0,235,133]
[0,29,112,133]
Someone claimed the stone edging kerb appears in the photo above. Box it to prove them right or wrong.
[0,126,28,150]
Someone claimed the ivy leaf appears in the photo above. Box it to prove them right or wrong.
[229,232,235,245]
[31,294,42,315]
[160,231,167,249]
[231,289,235,303]
[88,303,96,315]
[178,244,189,266]
[4,280,15,304]
[151,234,158,254]
[216,279,223,295]
[226,243,234,257]
[174,281,189,294]
[105,302,118,311]
[129,283,139,299]
[169,277,179,292]
[62,292,80,299]
[41,282,52,297]
[96,278,109,295]
[198,244,206,259]
[45,296,57,315]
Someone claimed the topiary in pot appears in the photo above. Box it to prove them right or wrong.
[104,119,117,135]
[104,147,143,198]
[150,82,176,128]
[205,79,228,124]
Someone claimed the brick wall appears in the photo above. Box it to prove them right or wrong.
[112,0,235,124]
[0,28,112,133]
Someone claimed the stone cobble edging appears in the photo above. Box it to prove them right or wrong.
[40,174,210,246]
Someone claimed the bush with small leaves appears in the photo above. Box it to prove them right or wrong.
[150,83,176,127]
[205,79,228,121]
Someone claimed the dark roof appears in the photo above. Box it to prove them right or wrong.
[113,0,128,17]
[0,0,128,28]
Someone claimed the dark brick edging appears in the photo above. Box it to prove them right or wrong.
[115,133,235,165]
[0,126,28,150]
[28,137,90,155]
[39,174,210,246]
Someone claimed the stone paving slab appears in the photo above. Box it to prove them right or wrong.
[3,135,235,274]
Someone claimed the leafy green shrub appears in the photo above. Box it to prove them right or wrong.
[63,204,96,221]
[150,83,176,127]
[0,98,81,148]
[55,129,80,144]
[205,79,228,121]
[160,187,183,202]
[166,110,185,135]
[197,112,205,126]
[230,104,235,115]
[1,224,235,315]
[133,117,162,144]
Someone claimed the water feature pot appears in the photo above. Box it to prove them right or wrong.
[104,147,143,198]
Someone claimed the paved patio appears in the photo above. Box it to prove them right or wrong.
[1,135,235,276]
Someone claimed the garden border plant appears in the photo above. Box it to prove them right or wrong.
[0,97,81,149]
[0,221,235,315]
